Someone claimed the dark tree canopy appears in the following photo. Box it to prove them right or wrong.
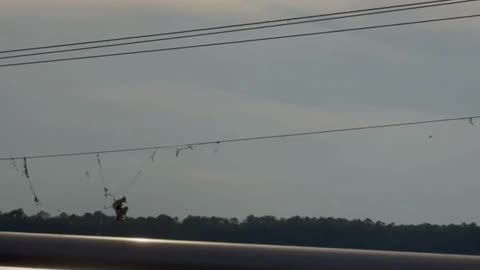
[1,209,480,255]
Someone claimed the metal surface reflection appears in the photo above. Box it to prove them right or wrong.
[2,231,480,270]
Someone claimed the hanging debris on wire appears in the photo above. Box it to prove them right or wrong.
[103,149,160,222]
[151,148,158,162]
[23,157,30,178]
[95,153,130,222]
[130,148,159,184]
[470,117,474,126]
[151,148,159,162]
[22,158,40,206]
[176,145,194,157]
[101,193,128,222]
[116,149,159,198]
[112,196,128,222]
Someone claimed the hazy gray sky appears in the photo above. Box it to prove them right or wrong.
[1,0,480,224]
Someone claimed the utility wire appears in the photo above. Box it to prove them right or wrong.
[1,14,479,68]
[0,0,462,54]
[1,0,476,60]
[1,115,478,161]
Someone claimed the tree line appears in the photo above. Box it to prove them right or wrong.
[1,209,480,255]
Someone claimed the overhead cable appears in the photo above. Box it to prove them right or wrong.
[1,115,478,161]
[1,0,477,60]
[1,14,479,67]
[0,0,465,54]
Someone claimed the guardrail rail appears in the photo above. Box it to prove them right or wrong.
[1,231,480,269]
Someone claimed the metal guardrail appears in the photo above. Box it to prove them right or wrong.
[1,231,480,270]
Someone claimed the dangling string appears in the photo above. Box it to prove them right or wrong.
[117,149,159,196]
[94,154,114,233]
[11,158,64,213]
[96,153,109,198]
[22,158,40,206]
[469,117,474,126]
[96,153,114,210]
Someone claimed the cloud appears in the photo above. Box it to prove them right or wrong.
[94,81,440,132]
[0,0,352,14]
[2,0,480,223]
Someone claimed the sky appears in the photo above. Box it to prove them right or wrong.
[0,0,480,224]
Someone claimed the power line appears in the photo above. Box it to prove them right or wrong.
[1,14,478,68]
[1,0,476,60]
[1,115,478,161]
[0,0,462,55]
